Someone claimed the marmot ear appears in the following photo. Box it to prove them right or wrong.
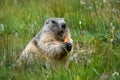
[51,20,56,24]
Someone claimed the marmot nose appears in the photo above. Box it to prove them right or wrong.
[61,23,66,29]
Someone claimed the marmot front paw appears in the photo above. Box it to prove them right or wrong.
[63,42,72,52]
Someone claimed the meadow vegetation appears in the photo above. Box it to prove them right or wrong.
[0,0,120,80]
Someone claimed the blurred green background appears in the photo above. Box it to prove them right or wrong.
[0,0,120,80]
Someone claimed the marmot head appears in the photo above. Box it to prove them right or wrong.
[42,18,69,41]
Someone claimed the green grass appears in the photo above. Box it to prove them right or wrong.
[0,0,120,80]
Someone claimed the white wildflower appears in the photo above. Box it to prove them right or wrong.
[15,32,18,38]
[80,0,86,4]
[112,72,119,77]
[111,39,113,43]
[0,24,4,31]
[110,22,113,26]
[79,21,82,25]
[103,0,106,3]
[112,26,115,30]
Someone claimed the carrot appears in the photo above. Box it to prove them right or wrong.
[64,37,69,43]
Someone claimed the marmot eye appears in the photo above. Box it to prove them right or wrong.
[51,20,56,24]
[61,23,66,29]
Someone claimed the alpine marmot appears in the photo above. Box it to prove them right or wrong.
[17,18,73,66]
